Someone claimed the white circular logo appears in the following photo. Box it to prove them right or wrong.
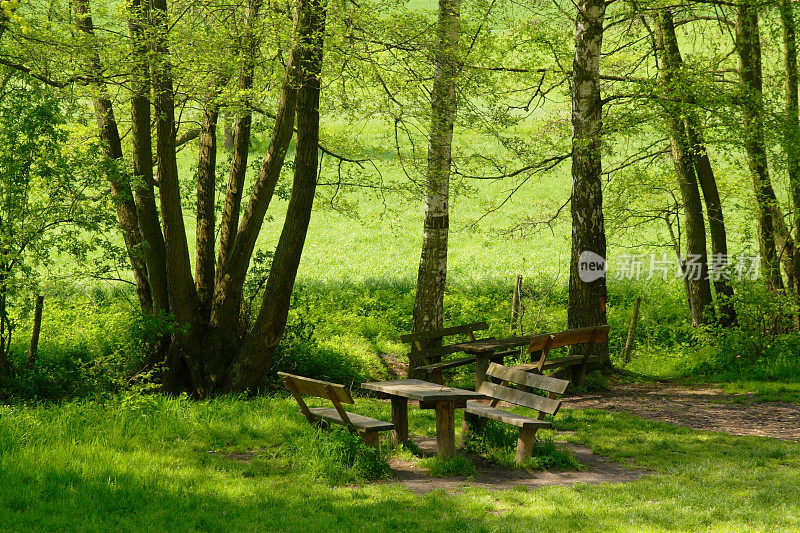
[578,251,607,282]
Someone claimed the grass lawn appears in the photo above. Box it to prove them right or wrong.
[1,395,798,532]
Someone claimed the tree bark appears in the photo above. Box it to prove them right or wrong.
[25,295,44,370]
[0,267,11,376]
[411,0,461,373]
[203,0,303,388]
[655,9,714,326]
[128,0,169,317]
[216,0,262,280]
[736,1,784,293]
[150,0,202,393]
[782,0,800,299]
[74,0,153,315]
[196,101,219,323]
[568,0,608,362]
[684,119,737,326]
[225,0,327,392]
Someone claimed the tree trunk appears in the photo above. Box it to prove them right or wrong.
[684,119,737,326]
[411,0,461,373]
[736,1,784,293]
[0,269,10,377]
[196,101,219,323]
[216,0,262,279]
[782,0,800,301]
[150,0,203,394]
[203,0,303,388]
[655,9,714,326]
[74,0,153,315]
[25,295,44,370]
[225,0,327,392]
[128,0,169,318]
[568,0,608,362]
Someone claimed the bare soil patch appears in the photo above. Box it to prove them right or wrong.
[384,436,644,494]
[562,382,800,442]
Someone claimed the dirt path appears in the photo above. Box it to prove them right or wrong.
[562,382,800,442]
[385,436,644,494]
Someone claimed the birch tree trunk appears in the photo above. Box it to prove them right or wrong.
[736,1,784,293]
[568,0,608,362]
[411,0,461,371]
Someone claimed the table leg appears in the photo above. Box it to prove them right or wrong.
[435,401,456,458]
[475,353,492,389]
[391,397,409,445]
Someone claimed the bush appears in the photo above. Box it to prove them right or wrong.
[693,282,800,381]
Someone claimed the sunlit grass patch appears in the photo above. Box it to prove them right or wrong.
[418,456,478,478]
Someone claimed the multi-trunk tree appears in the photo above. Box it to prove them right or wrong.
[5,0,329,395]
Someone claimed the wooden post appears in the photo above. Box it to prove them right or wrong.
[361,431,379,448]
[25,295,44,370]
[622,296,641,366]
[571,362,587,387]
[435,401,456,458]
[509,275,522,333]
[391,397,409,445]
[515,427,537,464]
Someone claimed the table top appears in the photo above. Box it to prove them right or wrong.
[361,379,485,402]
[452,336,534,354]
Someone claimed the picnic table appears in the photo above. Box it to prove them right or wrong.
[452,336,534,387]
[361,379,484,458]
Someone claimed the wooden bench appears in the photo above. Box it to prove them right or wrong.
[278,372,394,447]
[462,362,569,463]
[400,321,510,384]
[512,325,610,386]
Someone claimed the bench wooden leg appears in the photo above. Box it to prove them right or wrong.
[361,431,379,448]
[435,401,456,459]
[391,397,409,445]
[460,412,487,448]
[571,363,586,386]
[515,427,538,464]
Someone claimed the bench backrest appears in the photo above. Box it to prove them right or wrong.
[478,362,569,416]
[527,325,610,369]
[400,321,489,364]
[527,325,610,352]
[278,372,355,428]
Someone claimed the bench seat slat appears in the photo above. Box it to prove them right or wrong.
[307,407,395,432]
[465,401,552,428]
